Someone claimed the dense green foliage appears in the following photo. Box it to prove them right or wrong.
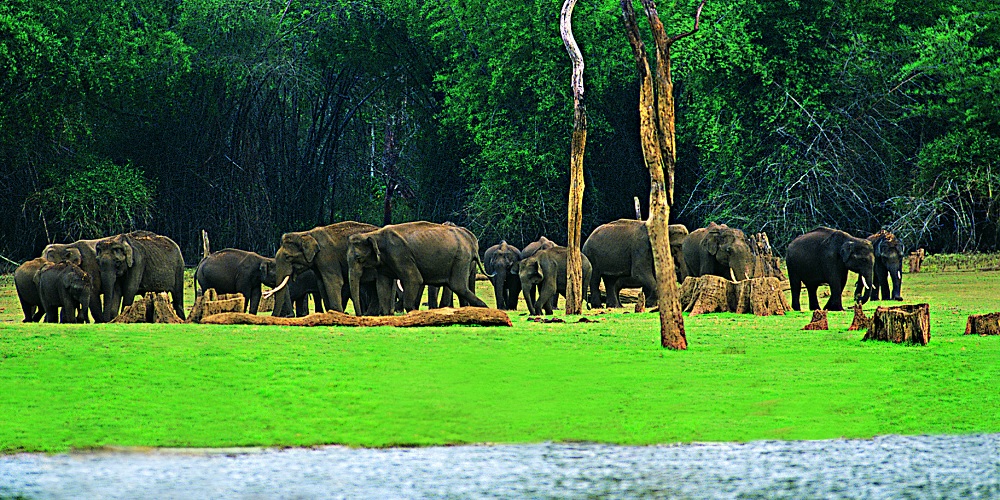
[2,0,998,266]
[2,272,999,452]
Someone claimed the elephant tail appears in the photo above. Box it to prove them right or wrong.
[475,257,495,278]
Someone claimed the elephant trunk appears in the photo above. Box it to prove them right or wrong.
[492,270,508,310]
[99,259,120,322]
[887,260,904,300]
[349,261,364,316]
[856,264,875,305]
[270,256,294,317]
[78,288,92,323]
[521,280,536,315]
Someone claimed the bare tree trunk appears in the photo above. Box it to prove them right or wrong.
[561,0,586,316]
[621,0,704,350]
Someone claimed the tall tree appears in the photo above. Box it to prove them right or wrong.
[560,0,586,315]
[621,0,704,350]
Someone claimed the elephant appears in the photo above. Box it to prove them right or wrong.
[786,226,875,311]
[42,238,105,323]
[287,269,325,316]
[682,222,755,282]
[484,241,521,310]
[347,221,487,314]
[520,236,559,309]
[582,219,688,308]
[96,231,186,322]
[34,261,94,323]
[864,230,905,301]
[14,257,49,322]
[195,248,281,315]
[512,246,592,315]
[267,221,379,316]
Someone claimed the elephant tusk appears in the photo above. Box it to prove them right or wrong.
[396,280,404,292]
[861,276,869,289]
[744,271,750,281]
[262,276,290,300]
[730,268,738,283]
[897,271,902,280]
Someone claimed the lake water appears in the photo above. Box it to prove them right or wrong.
[2,434,998,499]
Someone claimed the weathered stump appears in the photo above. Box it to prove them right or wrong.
[111,292,184,324]
[803,310,828,330]
[201,307,512,327]
[965,312,1000,335]
[258,294,275,313]
[634,291,646,313]
[188,289,245,324]
[908,249,925,273]
[864,303,930,345]
[847,304,872,331]
[678,275,788,316]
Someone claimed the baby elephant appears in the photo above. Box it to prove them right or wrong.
[35,262,94,323]
[513,247,592,315]
[195,248,279,315]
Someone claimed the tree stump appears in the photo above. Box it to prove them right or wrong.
[864,304,930,345]
[678,275,788,316]
[847,304,872,331]
[803,310,828,330]
[201,307,512,327]
[111,292,184,324]
[188,289,246,324]
[634,291,646,312]
[258,294,275,313]
[908,249,925,273]
[965,312,1000,335]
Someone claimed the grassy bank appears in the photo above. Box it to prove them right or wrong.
[1,272,999,453]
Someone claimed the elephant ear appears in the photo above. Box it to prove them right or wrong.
[510,261,520,274]
[300,234,320,263]
[366,235,381,265]
[703,229,721,255]
[124,241,134,267]
[66,247,82,266]
[839,241,855,263]
[530,260,543,282]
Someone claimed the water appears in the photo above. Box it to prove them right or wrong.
[2,434,998,499]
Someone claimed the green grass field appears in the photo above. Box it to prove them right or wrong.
[1,269,999,453]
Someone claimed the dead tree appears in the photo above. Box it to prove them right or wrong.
[621,0,705,350]
[864,304,931,345]
[965,312,1000,335]
[561,0,586,315]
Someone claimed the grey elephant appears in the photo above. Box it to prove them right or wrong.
[582,219,688,308]
[786,226,875,311]
[42,238,105,323]
[35,262,94,323]
[14,257,49,322]
[512,246,592,315]
[347,221,487,314]
[267,221,379,316]
[287,269,325,316]
[484,241,521,310]
[195,248,282,315]
[682,222,754,282]
[864,230,905,301]
[96,231,186,321]
[520,236,559,310]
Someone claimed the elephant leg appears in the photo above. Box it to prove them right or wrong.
[442,287,456,308]
[427,285,439,309]
[879,272,891,301]
[18,296,36,323]
[88,293,104,323]
[312,291,325,313]
[806,285,820,311]
[320,274,346,314]
[536,280,556,315]
[44,306,58,323]
[824,277,845,311]
[247,287,261,315]
[588,272,603,309]
[375,275,396,316]
[451,283,485,309]
[604,276,622,308]
[506,281,520,310]
[172,288,186,321]
[788,271,802,311]
[399,279,423,312]
[61,299,76,323]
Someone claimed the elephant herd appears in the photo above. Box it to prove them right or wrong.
[13,218,908,323]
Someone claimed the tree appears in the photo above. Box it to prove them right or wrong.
[621,0,705,350]
[560,0,586,315]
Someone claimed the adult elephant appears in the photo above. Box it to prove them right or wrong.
[42,238,105,323]
[682,222,754,282]
[35,262,94,323]
[786,227,875,311]
[96,231,186,321]
[484,240,521,310]
[14,257,49,322]
[513,246,592,315]
[582,219,688,308]
[267,221,379,316]
[865,230,905,301]
[347,221,487,314]
[195,248,281,315]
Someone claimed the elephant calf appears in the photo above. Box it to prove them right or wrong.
[35,262,94,323]
[484,240,521,310]
[513,246,592,315]
[196,248,279,315]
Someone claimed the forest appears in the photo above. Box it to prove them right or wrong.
[1,0,998,266]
